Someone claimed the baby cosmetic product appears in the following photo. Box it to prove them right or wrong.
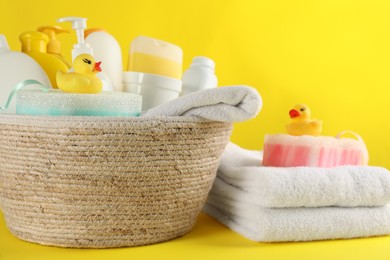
[181,56,218,96]
[13,19,143,117]
[0,35,51,114]
[124,36,183,111]
[127,36,183,79]
[57,17,91,59]
[37,25,71,68]
[20,31,69,89]
[57,16,113,91]
[15,53,142,116]
[85,28,123,92]
[123,71,181,111]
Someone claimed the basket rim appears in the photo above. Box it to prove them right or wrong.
[0,114,227,128]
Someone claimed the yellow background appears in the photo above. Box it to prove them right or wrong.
[1,0,390,259]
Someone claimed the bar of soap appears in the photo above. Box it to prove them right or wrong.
[16,89,142,116]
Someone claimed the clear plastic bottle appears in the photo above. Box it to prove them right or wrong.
[0,34,51,114]
[181,56,218,96]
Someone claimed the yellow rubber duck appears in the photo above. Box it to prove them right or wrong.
[285,104,323,136]
[56,54,103,94]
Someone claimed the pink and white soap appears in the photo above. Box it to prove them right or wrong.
[262,133,368,168]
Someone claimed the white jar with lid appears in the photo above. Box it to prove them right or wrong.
[181,56,217,96]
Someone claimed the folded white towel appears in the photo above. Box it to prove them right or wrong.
[204,198,390,242]
[218,143,390,208]
[143,86,262,122]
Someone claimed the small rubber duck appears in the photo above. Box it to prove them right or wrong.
[56,54,102,94]
[285,104,323,136]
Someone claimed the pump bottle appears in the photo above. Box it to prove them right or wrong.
[38,25,71,68]
[20,31,69,88]
[57,16,113,91]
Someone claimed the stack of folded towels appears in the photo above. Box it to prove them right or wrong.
[204,142,390,242]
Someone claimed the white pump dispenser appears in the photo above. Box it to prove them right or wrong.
[57,16,113,91]
[57,16,92,61]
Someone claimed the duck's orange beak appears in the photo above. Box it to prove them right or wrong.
[289,109,300,118]
[94,61,102,72]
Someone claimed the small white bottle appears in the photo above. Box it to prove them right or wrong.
[0,34,51,114]
[181,56,218,96]
[85,28,123,92]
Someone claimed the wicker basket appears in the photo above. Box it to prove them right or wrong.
[0,115,232,248]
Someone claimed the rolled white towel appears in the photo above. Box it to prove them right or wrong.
[143,86,262,122]
[217,143,390,208]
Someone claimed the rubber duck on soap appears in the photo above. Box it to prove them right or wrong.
[56,54,103,94]
[285,104,323,136]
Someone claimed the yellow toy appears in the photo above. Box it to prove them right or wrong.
[285,104,323,136]
[56,54,102,94]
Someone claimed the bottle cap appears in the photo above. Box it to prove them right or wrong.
[130,36,182,64]
[19,31,49,53]
[37,26,69,55]
[84,28,106,38]
[191,56,215,70]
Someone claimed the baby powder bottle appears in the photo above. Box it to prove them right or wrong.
[85,28,123,92]
[0,34,51,114]
[181,56,218,96]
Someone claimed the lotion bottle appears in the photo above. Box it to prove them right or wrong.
[20,31,69,88]
[38,25,71,68]
[85,28,123,92]
[0,34,51,114]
